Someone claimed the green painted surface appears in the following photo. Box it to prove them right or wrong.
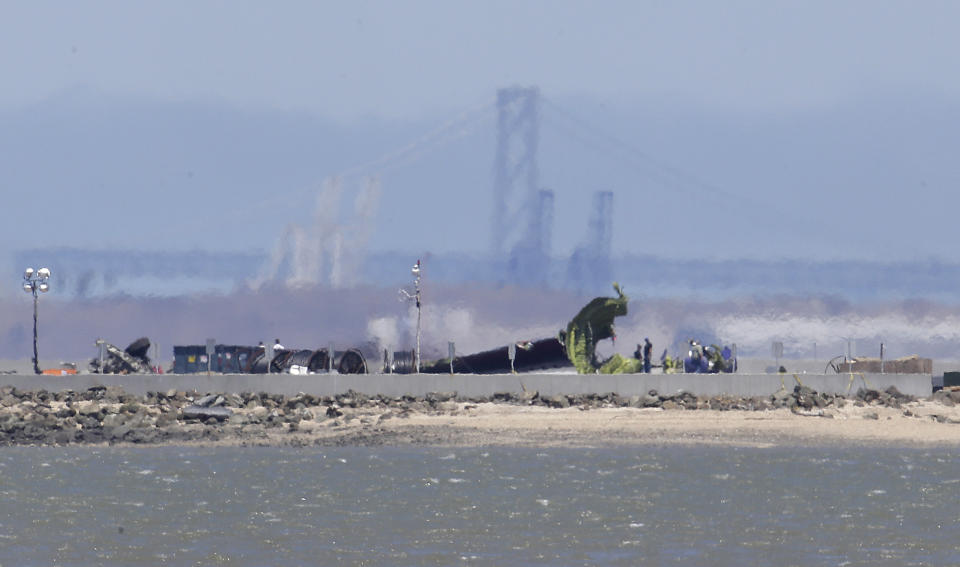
[560,283,630,374]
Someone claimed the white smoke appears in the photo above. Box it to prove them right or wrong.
[249,176,382,290]
[601,295,960,361]
[713,312,960,359]
[334,176,381,288]
[288,224,320,288]
[312,177,343,288]
[366,298,565,360]
[417,302,561,357]
[328,231,343,288]
[367,316,400,352]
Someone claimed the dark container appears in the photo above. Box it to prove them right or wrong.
[173,345,206,374]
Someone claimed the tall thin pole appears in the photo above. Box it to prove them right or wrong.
[23,267,50,376]
[400,260,423,373]
[880,342,885,374]
[32,291,39,375]
[415,260,422,374]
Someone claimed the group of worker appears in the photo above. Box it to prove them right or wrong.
[683,339,737,373]
[633,338,653,373]
[631,337,736,374]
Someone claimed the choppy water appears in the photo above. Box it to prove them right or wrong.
[0,445,957,566]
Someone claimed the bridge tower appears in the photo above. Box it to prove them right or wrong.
[492,86,549,283]
[567,191,614,293]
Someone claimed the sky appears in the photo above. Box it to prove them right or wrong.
[3,1,960,262]
[5,1,959,118]
[4,1,960,361]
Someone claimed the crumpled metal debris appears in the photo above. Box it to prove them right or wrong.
[89,337,154,374]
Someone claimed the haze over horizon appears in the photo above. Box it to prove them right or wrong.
[3,1,959,266]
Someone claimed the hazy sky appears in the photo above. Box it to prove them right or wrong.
[5,1,958,119]
[3,1,960,262]
[5,1,960,356]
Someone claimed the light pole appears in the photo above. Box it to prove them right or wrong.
[412,260,422,373]
[22,267,51,375]
[400,259,422,373]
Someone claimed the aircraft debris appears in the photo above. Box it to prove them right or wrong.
[89,337,154,374]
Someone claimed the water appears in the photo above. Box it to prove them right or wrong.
[0,445,958,566]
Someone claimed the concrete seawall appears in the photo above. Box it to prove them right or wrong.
[0,372,933,399]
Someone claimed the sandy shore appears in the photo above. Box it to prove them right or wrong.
[278,400,960,449]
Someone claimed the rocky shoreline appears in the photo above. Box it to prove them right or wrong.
[1,383,959,447]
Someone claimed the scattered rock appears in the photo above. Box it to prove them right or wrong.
[181,405,233,421]
[425,391,457,404]
[933,390,956,407]
[641,393,661,408]
[0,382,948,446]
[545,394,570,409]
[194,395,219,408]
[519,390,539,404]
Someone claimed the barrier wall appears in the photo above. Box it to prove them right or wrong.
[0,372,933,399]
